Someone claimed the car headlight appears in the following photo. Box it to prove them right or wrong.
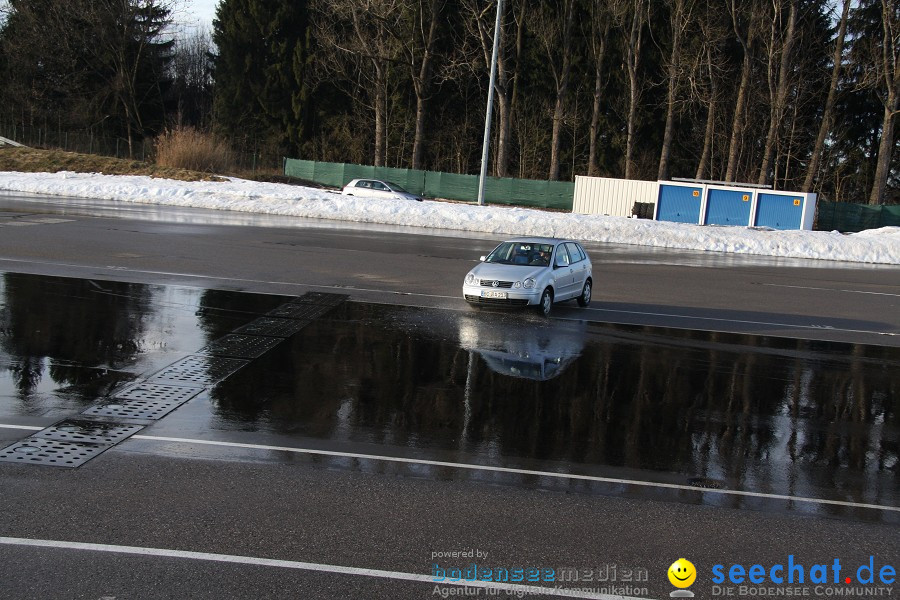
[523,277,536,289]
[465,273,475,285]
[513,281,522,288]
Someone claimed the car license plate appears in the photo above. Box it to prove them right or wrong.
[482,290,507,299]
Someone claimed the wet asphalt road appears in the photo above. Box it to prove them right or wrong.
[0,193,898,600]
[1,191,899,347]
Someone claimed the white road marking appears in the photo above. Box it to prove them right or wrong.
[761,283,900,298]
[0,536,649,600]
[586,307,898,336]
[131,434,897,512]
[1,423,896,511]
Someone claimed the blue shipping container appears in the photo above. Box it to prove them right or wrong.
[657,185,702,224]
[706,189,752,226]
[755,193,803,230]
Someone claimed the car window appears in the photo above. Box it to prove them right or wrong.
[577,243,589,262]
[356,180,371,189]
[565,242,584,263]
[528,244,553,266]
[386,182,409,193]
[372,182,389,191]
[555,244,570,267]
[485,242,515,264]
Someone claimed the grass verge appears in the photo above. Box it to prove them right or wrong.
[0,146,224,182]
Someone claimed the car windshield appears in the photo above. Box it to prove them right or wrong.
[385,182,409,193]
[485,242,554,266]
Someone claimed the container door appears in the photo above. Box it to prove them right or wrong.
[656,185,702,224]
[705,189,752,226]
[755,194,803,230]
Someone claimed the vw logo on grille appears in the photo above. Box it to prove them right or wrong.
[492,280,499,287]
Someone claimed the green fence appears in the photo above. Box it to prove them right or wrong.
[816,201,900,233]
[284,158,575,210]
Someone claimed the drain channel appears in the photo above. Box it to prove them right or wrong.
[198,334,284,359]
[233,317,311,338]
[289,292,349,307]
[148,355,249,386]
[83,382,205,420]
[2,291,348,468]
[267,303,330,321]
[34,419,143,445]
[0,419,145,468]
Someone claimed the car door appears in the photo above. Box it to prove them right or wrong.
[565,242,589,294]
[552,244,575,299]
[369,181,392,199]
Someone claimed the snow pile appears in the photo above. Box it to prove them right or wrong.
[0,170,898,265]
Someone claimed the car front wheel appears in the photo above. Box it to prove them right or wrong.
[538,287,553,317]
[577,278,592,307]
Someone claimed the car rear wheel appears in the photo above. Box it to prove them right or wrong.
[538,287,553,317]
[577,278,592,307]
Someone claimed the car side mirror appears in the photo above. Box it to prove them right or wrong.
[479,256,486,262]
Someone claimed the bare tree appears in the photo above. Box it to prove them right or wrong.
[170,26,214,127]
[802,0,851,193]
[312,0,402,167]
[586,1,611,177]
[757,0,798,186]
[725,0,763,182]
[657,0,696,180]
[403,0,445,171]
[530,0,578,181]
[865,0,899,205]
[461,0,526,177]
[612,0,648,179]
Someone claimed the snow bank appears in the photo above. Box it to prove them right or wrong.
[0,170,897,265]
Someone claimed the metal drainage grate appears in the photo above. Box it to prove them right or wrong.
[114,382,205,404]
[267,302,330,321]
[198,334,284,359]
[34,419,143,445]
[148,355,249,386]
[290,292,349,307]
[0,438,109,468]
[84,397,191,420]
[687,476,727,490]
[233,317,310,338]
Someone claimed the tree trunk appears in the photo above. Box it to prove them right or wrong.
[802,0,850,192]
[867,0,899,205]
[623,0,645,180]
[548,0,576,181]
[758,0,797,186]
[587,22,608,177]
[658,0,686,181]
[869,101,897,205]
[725,0,757,182]
[696,97,716,180]
[410,0,441,171]
[495,0,525,178]
[374,64,386,167]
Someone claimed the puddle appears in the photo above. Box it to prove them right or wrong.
[0,271,897,516]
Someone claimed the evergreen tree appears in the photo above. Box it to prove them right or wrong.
[0,0,173,155]
[212,0,310,155]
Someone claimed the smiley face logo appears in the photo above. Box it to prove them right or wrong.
[668,558,696,588]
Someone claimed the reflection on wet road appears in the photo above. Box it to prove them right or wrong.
[0,272,897,517]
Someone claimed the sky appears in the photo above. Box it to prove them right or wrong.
[174,0,218,30]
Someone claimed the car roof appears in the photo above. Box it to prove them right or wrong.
[348,178,396,185]
[504,237,574,245]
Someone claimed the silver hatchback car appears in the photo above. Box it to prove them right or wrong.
[341,178,423,202]
[462,237,593,316]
